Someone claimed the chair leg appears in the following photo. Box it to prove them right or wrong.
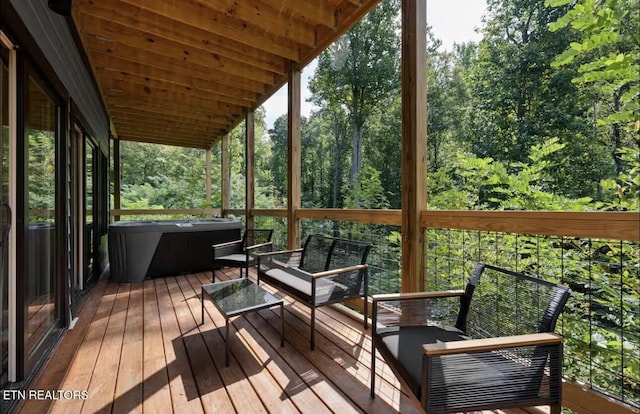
[370,345,376,398]
[310,307,315,350]
[550,403,561,414]
[363,297,368,329]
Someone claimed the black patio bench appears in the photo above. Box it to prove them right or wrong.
[257,234,372,349]
[370,263,572,414]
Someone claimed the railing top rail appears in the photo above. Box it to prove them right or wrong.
[111,208,639,241]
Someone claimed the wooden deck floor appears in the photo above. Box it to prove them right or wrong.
[20,269,521,414]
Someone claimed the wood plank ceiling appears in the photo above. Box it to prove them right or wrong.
[72,0,383,149]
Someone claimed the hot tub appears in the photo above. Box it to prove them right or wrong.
[108,218,241,282]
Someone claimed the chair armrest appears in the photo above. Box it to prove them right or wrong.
[245,241,273,251]
[256,248,303,257]
[212,239,243,249]
[372,290,465,302]
[422,332,563,356]
[310,264,368,279]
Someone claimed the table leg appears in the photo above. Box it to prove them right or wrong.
[225,318,230,366]
[280,302,284,347]
[201,287,204,325]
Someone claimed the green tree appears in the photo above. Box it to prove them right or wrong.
[546,0,640,176]
[120,141,211,210]
[309,0,400,205]
[267,114,288,202]
[466,0,611,198]
[364,96,401,208]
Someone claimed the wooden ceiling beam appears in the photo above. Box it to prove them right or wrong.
[115,132,214,149]
[75,0,286,75]
[112,119,232,138]
[102,86,244,116]
[273,0,337,28]
[89,52,267,95]
[99,76,253,108]
[183,0,315,46]
[120,0,300,60]
[108,99,236,124]
[110,110,230,129]
[113,119,220,137]
[114,127,218,144]
[115,125,219,142]
[78,17,276,85]
[95,65,257,103]
[107,95,237,118]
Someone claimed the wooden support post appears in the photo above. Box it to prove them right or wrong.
[401,0,427,293]
[113,138,121,222]
[221,134,229,217]
[287,61,302,249]
[205,147,212,203]
[246,112,255,229]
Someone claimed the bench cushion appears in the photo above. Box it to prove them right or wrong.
[264,268,349,304]
[215,253,248,263]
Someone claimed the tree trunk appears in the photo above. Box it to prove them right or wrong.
[612,89,625,177]
[332,133,342,208]
[350,120,363,186]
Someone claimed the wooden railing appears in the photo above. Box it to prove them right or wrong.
[247,208,638,241]
[113,207,639,241]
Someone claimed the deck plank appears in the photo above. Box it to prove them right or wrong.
[112,282,144,414]
[23,270,518,414]
[82,283,131,413]
[153,277,205,414]
[141,279,172,414]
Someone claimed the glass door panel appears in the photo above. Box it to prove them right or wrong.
[25,75,57,355]
[84,139,94,285]
[0,41,10,386]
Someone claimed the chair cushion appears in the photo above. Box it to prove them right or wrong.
[376,326,466,397]
[215,253,248,264]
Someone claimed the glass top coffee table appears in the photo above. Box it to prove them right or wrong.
[201,278,284,366]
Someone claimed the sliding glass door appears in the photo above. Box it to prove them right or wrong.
[0,37,12,387]
[25,73,58,359]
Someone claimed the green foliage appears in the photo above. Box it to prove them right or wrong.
[28,130,56,214]
[120,141,212,211]
[599,146,640,210]
[547,0,639,126]
[344,166,390,209]
[267,115,288,203]
[546,0,639,172]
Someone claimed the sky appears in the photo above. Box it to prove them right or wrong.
[261,0,487,131]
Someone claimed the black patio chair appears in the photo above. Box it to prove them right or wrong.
[370,263,571,414]
[212,228,273,282]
